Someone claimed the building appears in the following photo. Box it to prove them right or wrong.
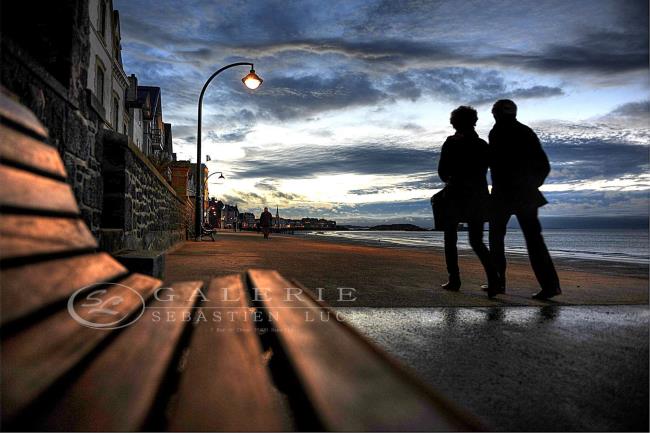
[280,217,337,230]
[222,204,239,229]
[138,86,164,158]
[238,212,256,229]
[87,0,129,133]
[170,160,209,224]
[208,198,224,228]
[163,123,173,158]
[126,74,144,149]
[125,75,175,165]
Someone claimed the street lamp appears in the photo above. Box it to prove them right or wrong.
[204,171,225,190]
[195,63,262,240]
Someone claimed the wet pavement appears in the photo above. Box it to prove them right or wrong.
[339,305,650,431]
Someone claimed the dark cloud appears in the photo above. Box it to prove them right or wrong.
[231,144,437,178]
[413,68,563,105]
[116,0,648,77]
[229,72,388,120]
[220,67,563,120]
[349,178,442,195]
[205,109,257,142]
[610,101,650,117]
[595,100,650,128]
[542,136,649,184]
[229,133,648,196]
[543,190,649,217]
[219,185,305,209]
[399,122,425,132]
[254,179,279,191]
[492,31,649,74]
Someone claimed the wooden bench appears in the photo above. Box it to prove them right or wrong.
[200,223,217,241]
[0,93,482,431]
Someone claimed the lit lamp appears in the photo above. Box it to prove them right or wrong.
[195,62,263,240]
[242,68,263,90]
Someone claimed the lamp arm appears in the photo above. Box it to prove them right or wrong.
[195,62,254,239]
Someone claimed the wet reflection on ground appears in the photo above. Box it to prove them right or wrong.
[338,305,649,431]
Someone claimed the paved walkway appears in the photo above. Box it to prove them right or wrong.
[165,235,649,430]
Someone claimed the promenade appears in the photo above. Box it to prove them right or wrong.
[165,232,648,307]
[166,232,649,431]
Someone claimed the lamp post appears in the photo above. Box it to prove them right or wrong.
[195,62,262,240]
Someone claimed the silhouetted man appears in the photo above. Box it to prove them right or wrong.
[438,106,499,293]
[488,99,561,299]
[260,207,272,239]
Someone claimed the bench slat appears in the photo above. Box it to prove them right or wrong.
[1,273,161,424]
[0,214,97,261]
[0,94,48,138]
[37,281,203,432]
[168,274,286,432]
[0,124,66,178]
[0,253,128,326]
[248,269,475,432]
[0,164,79,214]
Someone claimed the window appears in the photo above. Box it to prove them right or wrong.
[112,96,119,130]
[96,65,105,105]
[98,0,107,40]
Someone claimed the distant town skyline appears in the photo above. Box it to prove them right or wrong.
[115,0,649,224]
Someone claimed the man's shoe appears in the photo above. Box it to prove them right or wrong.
[441,278,461,292]
[482,277,506,292]
[487,285,505,298]
[481,283,506,292]
[532,288,562,300]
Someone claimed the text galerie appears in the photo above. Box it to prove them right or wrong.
[150,286,357,323]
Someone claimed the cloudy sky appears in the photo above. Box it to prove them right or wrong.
[114,0,648,224]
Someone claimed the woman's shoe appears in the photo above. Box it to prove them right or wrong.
[441,276,461,291]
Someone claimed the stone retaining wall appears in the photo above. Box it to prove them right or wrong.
[100,131,188,251]
[1,36,105,233]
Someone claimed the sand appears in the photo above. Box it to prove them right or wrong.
[164,231,648,307]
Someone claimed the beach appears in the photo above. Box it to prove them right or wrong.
[165,231,648,307]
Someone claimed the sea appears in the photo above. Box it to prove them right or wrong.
[304,229,650,265]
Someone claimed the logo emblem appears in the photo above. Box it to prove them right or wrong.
[67,283,146,329]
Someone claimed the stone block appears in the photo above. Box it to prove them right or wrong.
[114,250,166,279]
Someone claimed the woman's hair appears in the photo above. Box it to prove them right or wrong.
[450,105,478,130]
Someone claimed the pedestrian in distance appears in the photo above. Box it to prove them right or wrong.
[488,99,561,299]
[437,105,500,294]
[260,207,273,239]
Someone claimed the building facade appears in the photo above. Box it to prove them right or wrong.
[222,204,239,229]
[87,0,129,133]
[238,212,256,229]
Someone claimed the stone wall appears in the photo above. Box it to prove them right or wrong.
[100,131,188,251]
[0,24,105,234]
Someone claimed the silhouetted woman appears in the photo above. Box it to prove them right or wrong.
[438,106,499,292]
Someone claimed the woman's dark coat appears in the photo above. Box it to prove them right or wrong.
[437,130,490,222]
